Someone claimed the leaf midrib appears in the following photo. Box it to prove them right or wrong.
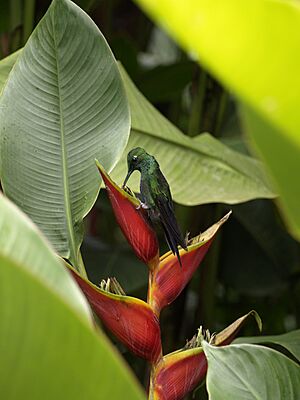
[52,6,77,265]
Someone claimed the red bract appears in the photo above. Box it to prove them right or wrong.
[150,212,231,315]
[96,161,159,269]
[70,267,162,363]
[152,311,261,400]
[153,349,207,400]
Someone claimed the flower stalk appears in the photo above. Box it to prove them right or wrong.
[67,164,259,400]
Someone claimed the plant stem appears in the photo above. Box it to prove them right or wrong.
[148,368,154,400]
[214,89,228,137]
[77,250,88,279]
[188,68,207,136]
[23,0,35,44]
[195,205,223,329]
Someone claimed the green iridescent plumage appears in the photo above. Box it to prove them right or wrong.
[123,147,187,266]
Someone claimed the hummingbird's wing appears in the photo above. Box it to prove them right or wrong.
[143,167,187,266]
[155,193,188,266]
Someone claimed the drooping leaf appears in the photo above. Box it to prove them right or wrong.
[133,0,300,240]
[70,266,162,362]
[214,310,262,346]
[0,0,130,269]
[234,329,300,363]
[0,195,144,400]
[111,65,275,206]
[203,341,300,399]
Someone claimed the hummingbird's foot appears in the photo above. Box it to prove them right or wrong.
[123,185,134,197]
[136,201,150,210]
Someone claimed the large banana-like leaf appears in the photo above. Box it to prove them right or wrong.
[0,0,130,268]
[0,193,91,322]
[111,66,275,205]
[203,341,300,399]
[0,195,144,400]
[0,52,275,207]
[235,329,300,363]
[133,0,300,239]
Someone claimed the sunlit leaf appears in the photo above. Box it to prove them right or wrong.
[133,0,300,239]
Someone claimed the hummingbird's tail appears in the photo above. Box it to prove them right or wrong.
[151,194,187,267]
[161,217,187,268]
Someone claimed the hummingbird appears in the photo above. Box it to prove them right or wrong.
[122,147,187,266]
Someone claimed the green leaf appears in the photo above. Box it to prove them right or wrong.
[0,193,92,322]
[202,341,300,399]
[234,330,300,363]
[133,0,300,240]
[220,200,300,296]
[0,50,21,92]
[0,0,130,269]
[0,53,276,206]
[137,61,195,103]
[0,196,144,399]
[82,238,148,293]
[111,65,275,205]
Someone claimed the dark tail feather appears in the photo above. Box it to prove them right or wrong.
[161,220,183,268]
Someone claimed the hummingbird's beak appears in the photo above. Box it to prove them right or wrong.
[122,169,133,188]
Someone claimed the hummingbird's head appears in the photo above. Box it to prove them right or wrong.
[122,147,148,188]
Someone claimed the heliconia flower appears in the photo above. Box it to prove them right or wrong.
[149,212,231,315]
[151,311,261,400]
[96,161,159,269]
[69,266,162,363]
[152,346,207,400]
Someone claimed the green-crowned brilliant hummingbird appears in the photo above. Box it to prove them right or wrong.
[122,147,187,266]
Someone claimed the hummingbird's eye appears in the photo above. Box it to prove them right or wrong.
[132,155,138,162]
